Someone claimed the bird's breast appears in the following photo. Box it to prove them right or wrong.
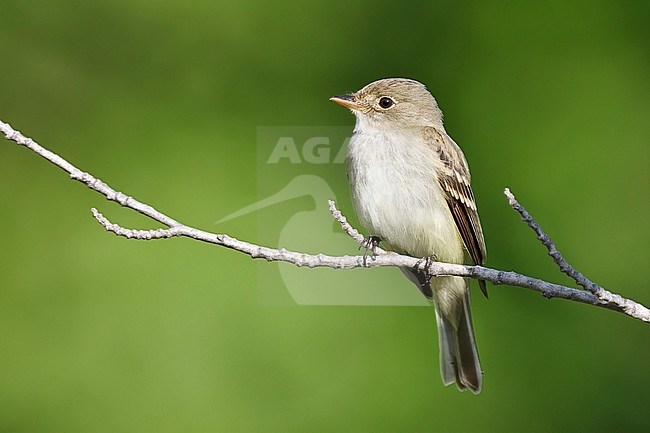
[346,128,464,263]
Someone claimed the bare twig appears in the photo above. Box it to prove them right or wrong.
[504,188,646,320]
[328,199,388,258]
[0,120,179,228]
[2,119,648,323]
[504,188,601,294]
[328,199,364,243]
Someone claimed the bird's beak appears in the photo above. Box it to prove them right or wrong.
[330,94,363,110]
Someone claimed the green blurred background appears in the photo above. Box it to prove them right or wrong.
[1,1,648,432]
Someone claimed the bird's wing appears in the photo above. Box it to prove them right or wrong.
[424,127,488,297]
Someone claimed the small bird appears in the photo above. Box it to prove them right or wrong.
[331,78,488,394]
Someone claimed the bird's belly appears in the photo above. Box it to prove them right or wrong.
[348,137,464,263]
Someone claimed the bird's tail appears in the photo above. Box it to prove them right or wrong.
[434,279,482,394]
[400,268,482,393]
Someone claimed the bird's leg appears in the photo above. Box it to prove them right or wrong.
[414,254,438,286]
[359,236,381,267]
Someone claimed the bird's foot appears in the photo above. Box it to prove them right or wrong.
[415,254,438,285]
[359,236,381,267]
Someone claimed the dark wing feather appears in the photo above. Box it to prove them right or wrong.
[425,127,488,297]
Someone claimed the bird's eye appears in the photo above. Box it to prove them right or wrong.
[378,97,394,109]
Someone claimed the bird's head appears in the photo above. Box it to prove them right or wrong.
[330,78,444,131]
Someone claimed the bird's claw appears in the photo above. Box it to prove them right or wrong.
[415,254,438,285]
[359,236,381,267]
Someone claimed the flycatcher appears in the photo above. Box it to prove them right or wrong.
[331,78,487,394]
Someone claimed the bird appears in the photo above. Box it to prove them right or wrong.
[330,78,488,394]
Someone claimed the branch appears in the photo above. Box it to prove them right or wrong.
[2,119,648,323]
[503,189,643,317]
